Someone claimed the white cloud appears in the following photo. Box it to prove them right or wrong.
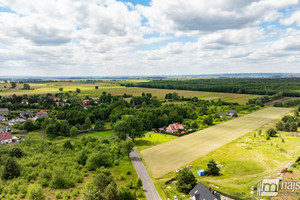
[0,0,300,76]
[280,11,300,26]
[138,0,298,33]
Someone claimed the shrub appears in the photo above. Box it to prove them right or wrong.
[50,169,75,189]
[135,178,143,189]
[81,182,103,200]
[9,147,23,158]
[117,186,137,200]
[267,128,277,137]
[27,184,45,200]
[63,140,74,149]
[86,152,113,171]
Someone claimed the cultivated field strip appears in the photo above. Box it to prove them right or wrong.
[140,107,293,178]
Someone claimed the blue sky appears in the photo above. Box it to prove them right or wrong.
[0,0,300,76]
[119,0,150,6]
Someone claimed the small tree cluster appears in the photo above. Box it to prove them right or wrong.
[276,115,299,132]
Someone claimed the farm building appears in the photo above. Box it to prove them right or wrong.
[226,110,237,116]
[166,123,185,134]
[0,108,9,114]
[0,132,13,145]
[189,182,221,200]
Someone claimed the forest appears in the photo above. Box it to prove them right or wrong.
[124,78,300,97]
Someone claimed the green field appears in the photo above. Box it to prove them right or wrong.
[135,133,178,151]
[0,82,260,103]
[140,107,294,178]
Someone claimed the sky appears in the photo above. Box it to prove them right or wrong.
[0,0,300,76]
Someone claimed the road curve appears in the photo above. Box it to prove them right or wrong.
[130,148,162,200]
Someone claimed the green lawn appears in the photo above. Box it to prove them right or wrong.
[135,133,178,151]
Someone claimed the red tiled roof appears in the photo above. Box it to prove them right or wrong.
[0,132,12,140]
[37,110,47,114]
[166,123,185,130]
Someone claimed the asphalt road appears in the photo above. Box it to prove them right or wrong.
[130,148,162,200]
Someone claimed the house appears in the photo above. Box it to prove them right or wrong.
[0,116,7,121]
[36,110,49,118]
[166,123,185,134]
[8,118,26,125]
[0,108,9,114]
[0,125,12,133]
[189,182,221,200]
[0,132,13,144]
[226,110,237,116]
[20,111,33,119]
[218,113,227,118]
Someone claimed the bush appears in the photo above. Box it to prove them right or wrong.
[81,182,103,200]
[266,128,277,137]
[9,147,23,158]
[63,140,74,149]
[27,184,45,200]
[86,152,113,171]
[117,186,137,200]
[50,169,75,189]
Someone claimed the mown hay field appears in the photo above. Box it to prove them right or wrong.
[140,107,294,178]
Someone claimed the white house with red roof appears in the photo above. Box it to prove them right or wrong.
[0,132,12,144]
[166,123,185,134]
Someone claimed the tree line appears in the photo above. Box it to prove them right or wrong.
[124,78,300,97]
